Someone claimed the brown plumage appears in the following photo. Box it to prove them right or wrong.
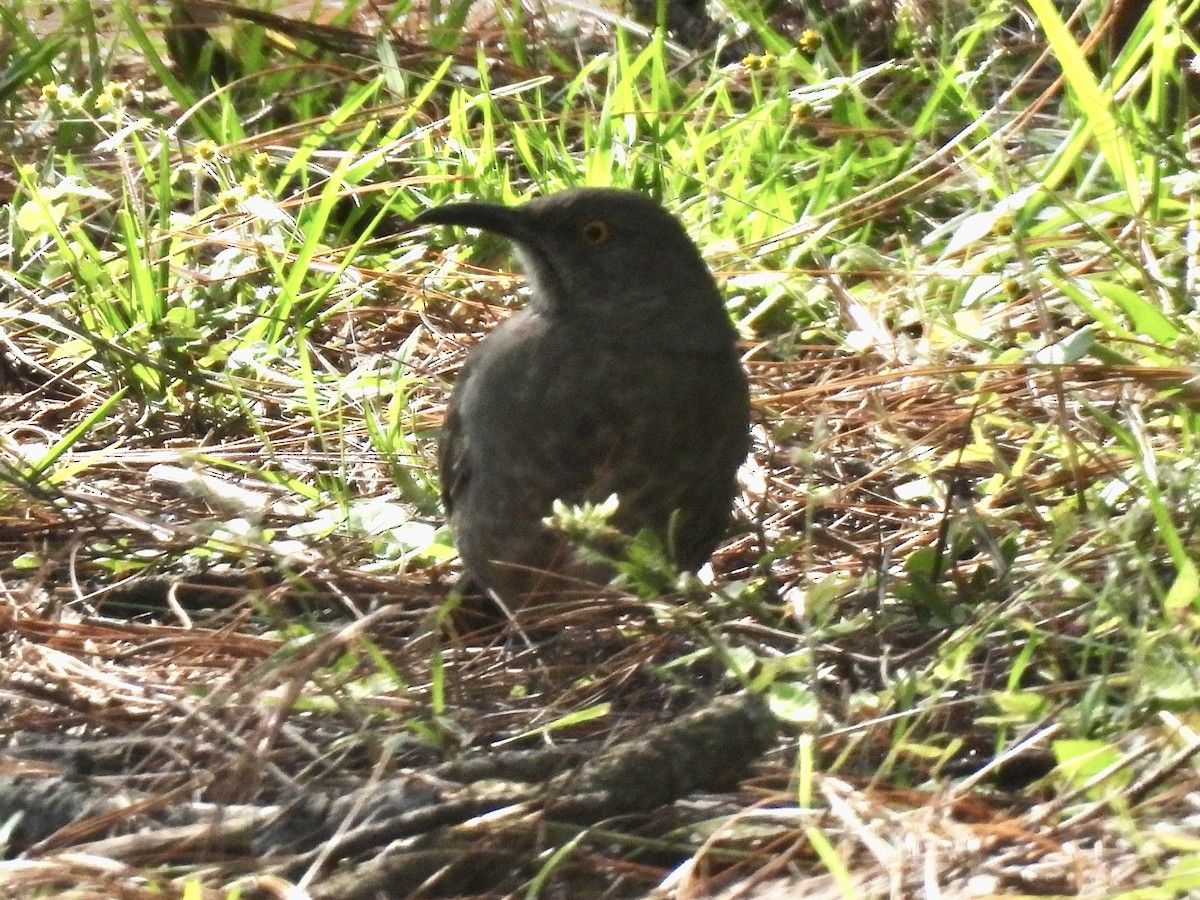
[414,188,750,608]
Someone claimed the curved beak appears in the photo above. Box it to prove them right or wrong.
[410,202,530,241]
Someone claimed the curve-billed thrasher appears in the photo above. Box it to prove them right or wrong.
[413,188,750,608]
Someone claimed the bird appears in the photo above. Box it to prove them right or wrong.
[412,187,750,611]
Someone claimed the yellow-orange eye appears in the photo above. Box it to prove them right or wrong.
[581,220,610,245]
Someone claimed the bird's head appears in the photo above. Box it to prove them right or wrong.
[412,188,737,352]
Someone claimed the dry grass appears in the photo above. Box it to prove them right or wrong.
[4,329,1195,896]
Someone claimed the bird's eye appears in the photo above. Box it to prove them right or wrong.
[581,220,610,245]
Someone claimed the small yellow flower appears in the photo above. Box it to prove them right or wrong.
[104,81,129,102]
[193,140,220,163]
[790,102,813,123]
[240,175,261,196]
[44,83,82,111]
[742,52,776,71]
[97,82,130,112]
[251,151,271,172]
[218,187,245,212]
[799,29,822,54]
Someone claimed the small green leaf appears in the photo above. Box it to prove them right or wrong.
[1052,739,1128,797]
[1164,558,1200,614]
[1091,279,1179,344]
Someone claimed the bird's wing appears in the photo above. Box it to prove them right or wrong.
[438,380,470,518]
